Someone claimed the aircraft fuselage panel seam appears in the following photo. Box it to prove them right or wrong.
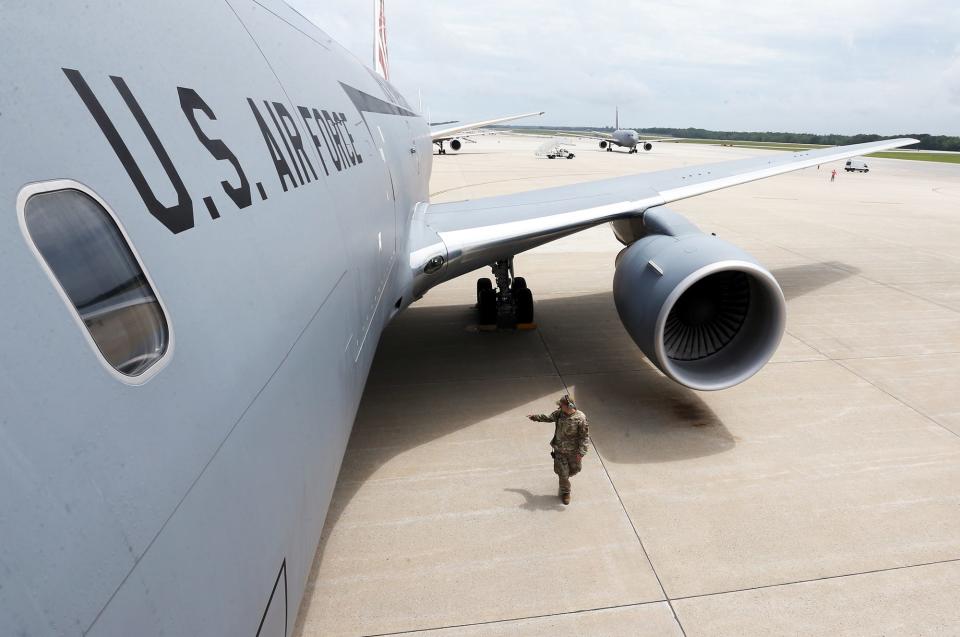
[83,269,348,635]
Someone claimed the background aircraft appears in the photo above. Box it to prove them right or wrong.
[579,107,673,153]
[0,1,914,635]
[373,5,543,157]
[431,111,544,154]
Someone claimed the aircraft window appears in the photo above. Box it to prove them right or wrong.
[22,188,170,380]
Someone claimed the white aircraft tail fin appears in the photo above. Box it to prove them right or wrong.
[374,0,389,81]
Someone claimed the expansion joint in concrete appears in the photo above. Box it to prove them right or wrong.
[534,329,689,637]
[670,555,960,603]
[366,600,666,637]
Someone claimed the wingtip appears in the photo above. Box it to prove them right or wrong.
[892,137,920,146]
[878,137,920,150]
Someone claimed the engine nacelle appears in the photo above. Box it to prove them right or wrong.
[613,214,785,390]
[642,142,653,151]
[449,139,462,151]
[599,140,608,149]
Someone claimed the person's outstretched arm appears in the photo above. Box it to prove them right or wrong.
[527,410,559,422]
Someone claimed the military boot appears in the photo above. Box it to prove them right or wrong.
[561,492,571,505]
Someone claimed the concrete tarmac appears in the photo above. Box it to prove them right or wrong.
[295,135,960,636]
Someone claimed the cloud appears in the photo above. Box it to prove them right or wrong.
[946,49,960,107]
[287,0,960,134]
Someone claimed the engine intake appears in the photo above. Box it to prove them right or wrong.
[613,213,785,390]
[449,139,462,151]
[643,142,653,151]
[599,140,608,149]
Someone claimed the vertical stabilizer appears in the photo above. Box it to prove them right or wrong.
[374,0,389,81]
[615,106,619,130]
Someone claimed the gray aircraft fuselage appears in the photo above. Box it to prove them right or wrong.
[1,1,431,634]
[611,128,640,148]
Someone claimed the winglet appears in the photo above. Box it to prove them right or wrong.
[374,0,389,81]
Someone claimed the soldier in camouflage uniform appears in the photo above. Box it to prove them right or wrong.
[528,395,589,505]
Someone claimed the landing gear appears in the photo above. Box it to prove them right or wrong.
[629,147,638,154]
[515,287,534,324]
[475,258,535,327]
[476,277,492,304]
[476,277,496,323]
[436,140,447,155]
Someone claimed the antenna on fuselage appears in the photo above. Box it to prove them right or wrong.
[374,0,389,81]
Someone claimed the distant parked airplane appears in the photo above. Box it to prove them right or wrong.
[431,111,544,154]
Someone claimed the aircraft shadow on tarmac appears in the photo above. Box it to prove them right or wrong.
[296,260,858,617]
[772,261,860,301]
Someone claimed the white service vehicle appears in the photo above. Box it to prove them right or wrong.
[845,158,870,172]
[535,138,576,159]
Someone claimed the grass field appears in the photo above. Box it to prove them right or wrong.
[866,151,960,164]
[667,138,822,151]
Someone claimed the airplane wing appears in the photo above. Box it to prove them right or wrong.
[550,130,613,141]
[430,111,544,140]
[409,138,917,287]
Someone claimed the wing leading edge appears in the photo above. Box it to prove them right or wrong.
[408,138,917,293]
[430,111,545,140]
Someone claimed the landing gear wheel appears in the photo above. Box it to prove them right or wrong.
[511,276,527,291]
[515,287,534,324]
[478,288,497,325]
[476,277,492,306]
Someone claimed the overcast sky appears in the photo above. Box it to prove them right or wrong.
[288,1,960,135]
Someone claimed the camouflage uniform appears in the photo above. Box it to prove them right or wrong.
[529,409,590,496]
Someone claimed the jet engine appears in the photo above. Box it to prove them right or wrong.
[643,142,653,151]
[449,138,462,151]
[599,140,608,149]
[612,208,785,391]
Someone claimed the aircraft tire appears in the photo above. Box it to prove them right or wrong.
[476,277,493,305]
[512,276,527,291]
[515,288,534,324]
[478,288,497,325]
